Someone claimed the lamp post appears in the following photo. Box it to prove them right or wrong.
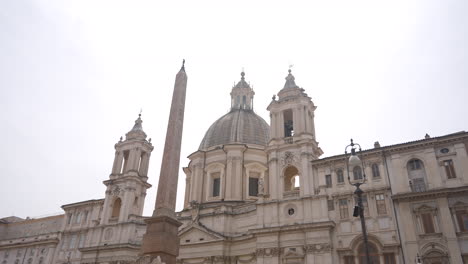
[345,139,371,264]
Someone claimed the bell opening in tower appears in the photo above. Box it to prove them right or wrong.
[283,109,294,137]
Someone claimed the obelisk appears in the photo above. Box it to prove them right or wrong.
[141,60,187,264]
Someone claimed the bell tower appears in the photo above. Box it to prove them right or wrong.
[266,69,323,199]
[100,114,153,224]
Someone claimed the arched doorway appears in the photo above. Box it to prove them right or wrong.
[358,242,380,264]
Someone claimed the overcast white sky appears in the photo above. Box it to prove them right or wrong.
[1,0,467,218]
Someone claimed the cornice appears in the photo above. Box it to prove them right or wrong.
[79,243,141,252]
[392,186,468,202]
[249,221,335,235]
[0,236,60,249]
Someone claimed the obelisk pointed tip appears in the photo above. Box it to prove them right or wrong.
[180,59,185,72]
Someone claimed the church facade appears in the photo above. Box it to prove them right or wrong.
[1,69,468,264]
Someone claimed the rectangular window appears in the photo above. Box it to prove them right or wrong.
[78,234,86,248]
[337,170,344,183]
[339,199,349,219]
[444,160,456,179]
[249,177,259,196]
[421,213,435,234]
[344,256,355,264]
[69,235,77,249]
[456,211,468,232]
[376,194,387,215]
[384,253,396,264]
[212,177,220,197]
[327,200,334,211]
[325,174,332,188]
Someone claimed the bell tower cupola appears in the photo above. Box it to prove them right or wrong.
[230,71,255,110]
[267,69,322,151]
[100,114,153,224]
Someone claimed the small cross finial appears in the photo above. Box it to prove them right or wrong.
[288,64,294,73]
[139,108,142,118]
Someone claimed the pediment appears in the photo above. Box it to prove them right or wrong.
[179,224,224,244]
[414,204,436,212]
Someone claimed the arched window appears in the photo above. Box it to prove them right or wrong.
[353,166,363,180]
[336,169,344,183]
[372,163,380,178]
[111,198,122,218]
[407,159,427,192]
[284,166,300,191]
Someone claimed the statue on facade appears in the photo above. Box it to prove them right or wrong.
[258,177,265,195]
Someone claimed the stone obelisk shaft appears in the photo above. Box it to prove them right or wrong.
[141,64,187,264]
[154,65,187,217]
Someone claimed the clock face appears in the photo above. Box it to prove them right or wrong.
[440,148,449,154]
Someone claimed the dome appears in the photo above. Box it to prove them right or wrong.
[199,109,270,150]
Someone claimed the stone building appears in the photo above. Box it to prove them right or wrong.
[1,69,468,264]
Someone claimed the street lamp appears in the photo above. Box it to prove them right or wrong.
[345,139,372,264]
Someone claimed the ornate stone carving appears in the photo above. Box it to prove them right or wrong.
[256,248,266,256]
[134,256,165,264]
[282,151,296,166]
[256,247,284,257]
[304,243,331,253]
[112,186,121,196]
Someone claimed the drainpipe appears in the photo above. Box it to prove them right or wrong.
[383,150,406,264]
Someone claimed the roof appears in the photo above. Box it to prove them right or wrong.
[199,109,270,150]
